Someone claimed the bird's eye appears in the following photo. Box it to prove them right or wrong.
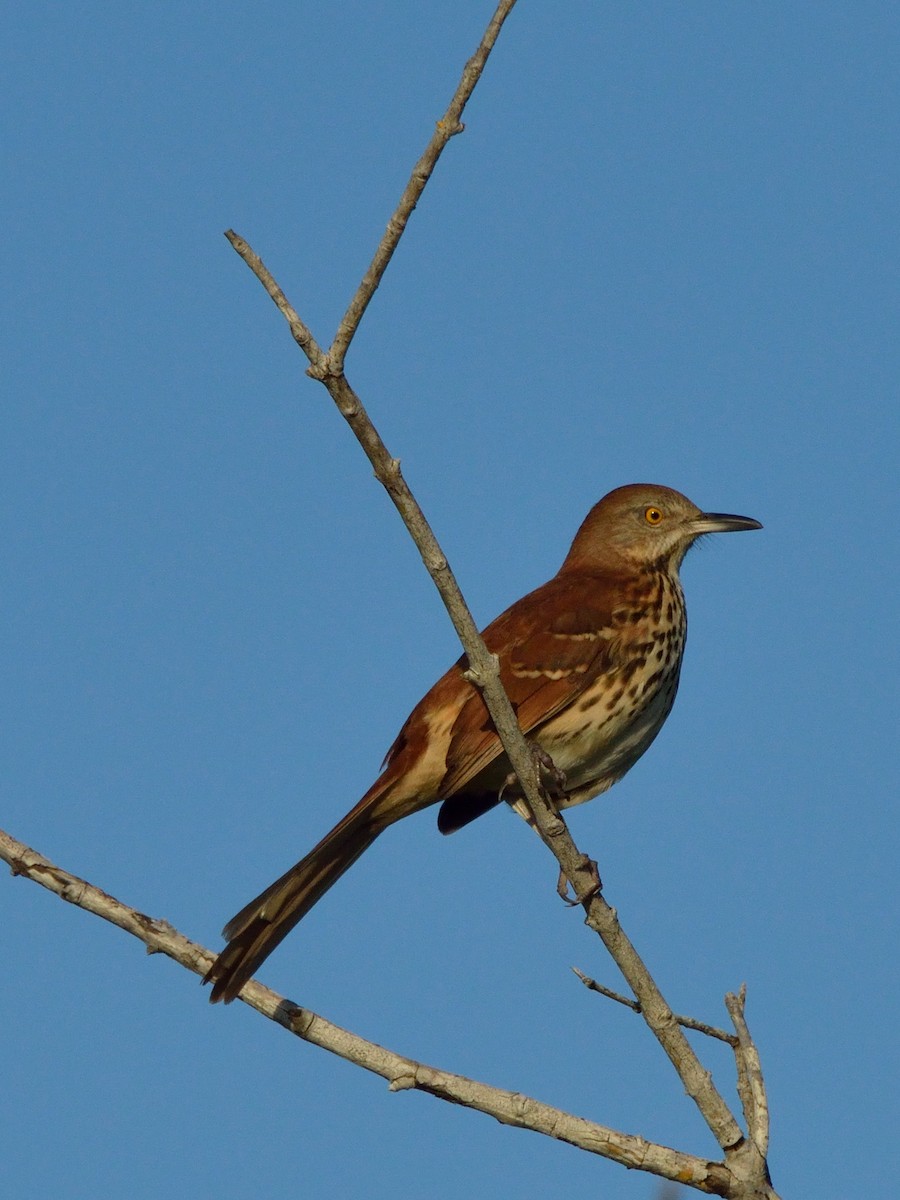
[644,507,663,525]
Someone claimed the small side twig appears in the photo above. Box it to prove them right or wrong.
[726,986,770,1158]
[572,968,738,1046]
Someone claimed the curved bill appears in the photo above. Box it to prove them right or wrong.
[693,511,763,534]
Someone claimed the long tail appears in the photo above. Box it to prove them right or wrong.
[205,788,390,1004]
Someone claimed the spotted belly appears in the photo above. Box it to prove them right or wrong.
[535,614,686,805]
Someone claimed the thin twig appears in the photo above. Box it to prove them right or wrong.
[228,224,754,1163]
[572,968,738,1046]
[2,6,780,1197]
[223,11,752,1177]
[328,0,519,369]
[726,987,770,1158]
[162,4,777,1193]
[224,231,326,369]
[0,826,734,1196]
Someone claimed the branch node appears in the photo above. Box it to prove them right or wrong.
[545,814,568,838]
[61,879,87,904]
[287,1003,315,1037]
[461,653,500,687]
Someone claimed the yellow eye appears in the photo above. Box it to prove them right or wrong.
[644,506,663,525]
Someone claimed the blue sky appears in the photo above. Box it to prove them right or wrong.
[3,3,897,1197]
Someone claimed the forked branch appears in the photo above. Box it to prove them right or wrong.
[223,32,766,1200]
[219,3,776,1196]
[5,3,778,1197]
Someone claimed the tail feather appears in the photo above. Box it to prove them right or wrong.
[205,797,386,1004]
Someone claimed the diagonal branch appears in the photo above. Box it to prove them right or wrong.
[0,826,734,1196]
[223,232,326,369]
[220,0,769,1185]
[226,250,749,1160]
[2,3,776,1197]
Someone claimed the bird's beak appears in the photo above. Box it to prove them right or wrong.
[693,512,763,534]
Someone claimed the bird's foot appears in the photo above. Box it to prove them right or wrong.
[499,743,567,809]
[557,855,602,907]
[531,743,567,799]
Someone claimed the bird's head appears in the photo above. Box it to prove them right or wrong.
[561,484,762,574]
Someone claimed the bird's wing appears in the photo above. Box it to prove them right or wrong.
[437,573,625,798]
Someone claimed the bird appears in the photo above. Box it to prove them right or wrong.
[205,483,761,1002]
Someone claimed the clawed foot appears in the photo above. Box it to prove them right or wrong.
[531,743,567,798]
[499,741,568,808]
[557,855,602,906]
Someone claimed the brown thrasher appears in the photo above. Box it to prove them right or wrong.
[205,483,761,1002]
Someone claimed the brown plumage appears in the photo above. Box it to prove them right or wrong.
[205,484,761,1002]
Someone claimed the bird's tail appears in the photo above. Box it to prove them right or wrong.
[205,786,391,1004]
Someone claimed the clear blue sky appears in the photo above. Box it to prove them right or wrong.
[3,3,897,1197]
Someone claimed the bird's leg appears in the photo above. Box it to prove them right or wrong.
[496,744,600,904]
[499,741,568,810]
[531,742,568,799]
[556,855,602,906]
[526,747,602,905]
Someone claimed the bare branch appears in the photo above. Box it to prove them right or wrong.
[726,987,770,1158]
[227,234,753,1166]
[572,968,738,1046]
[0,827,734,1196]
[224,230,326,370]
[328,0,519,369]
[3,4,778,1196]
[221,1,759,1176]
